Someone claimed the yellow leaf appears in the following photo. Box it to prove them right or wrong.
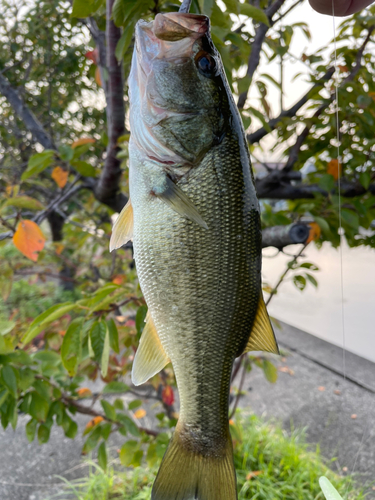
[95,66,102,87]
[134,409,146,419]
[13,220,46,262]
[6,185,19,197]
[71,137,96,148]
[306,222,321,243]
[55,243,64,255]
[327,158,342,180]
[51,166,68,188]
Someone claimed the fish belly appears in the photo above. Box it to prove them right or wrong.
[130,132,261,446]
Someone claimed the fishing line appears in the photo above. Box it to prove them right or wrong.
[331,1,347,382]
[332,4,372,495]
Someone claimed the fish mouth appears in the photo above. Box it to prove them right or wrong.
[153,13,209,41]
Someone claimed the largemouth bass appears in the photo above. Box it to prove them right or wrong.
[110,12,279,500]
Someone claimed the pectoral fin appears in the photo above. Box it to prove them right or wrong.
[132,312,170,386]
[242,294,279,355]
[109,199,133,252]
[157,177,208,230]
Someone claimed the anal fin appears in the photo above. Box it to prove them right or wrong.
[132,312,170,386]
[242,294,279,355]
[109,198,133,252]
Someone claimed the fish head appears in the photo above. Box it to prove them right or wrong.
[130,13,230,167]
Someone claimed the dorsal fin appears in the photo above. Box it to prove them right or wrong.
[132,312,170,386]
[109,198,133,252]
[242,294,279,355]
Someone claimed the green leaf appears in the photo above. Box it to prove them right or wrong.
[198,0,215,17]
[8,396,18,430]
[116,413,140,437]
[22,302,75,345]
[341,209,359,231]
[319,477,344,500]
[82,426,102,454]
[135,305,148,338]
[101,324,110,377]
[3,196,44,211]
[314,216,331,237]
[61,318,83,376]
[97,442,107,470]
[0,320,15,336]
[32,379,52,400]
[37,423,51,444]
[103,381,129,393]
[1,365,17,398]
[0,389,8,408]
[70,160,97,177]
[222,0,239,14]
[262,359,278,383]
[71,0,103,18]
[90,321,107,364]
[319,174,335,192]
[293,275,306,291]
[101,400,116,421]
[359,171,371,190]
[58,145,74,161]
[239,4,270,26]
[107,319,119,354]
[115,22,135,61]
[119,440,139,466]
[21,150,55,181]
[25,418,38,443]
[65,420,78,439]
[128,399,142,410]
[29,392,49,422]
[305,273,318,287]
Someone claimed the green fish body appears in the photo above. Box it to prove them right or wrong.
[110,12,278,500]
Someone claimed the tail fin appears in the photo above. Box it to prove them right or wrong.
[151,426,237,500]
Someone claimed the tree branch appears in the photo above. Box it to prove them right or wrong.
[247,66,335,144]
[262,223,310,248]
[237,0,286,109]
[285,26,374,171]
[94,0,127,212]
[0,73,56,150]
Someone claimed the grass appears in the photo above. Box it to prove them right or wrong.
[46,415,368,500]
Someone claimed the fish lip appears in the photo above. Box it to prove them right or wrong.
[153,13,209,41]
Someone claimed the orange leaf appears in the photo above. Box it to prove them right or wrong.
[318,386,326,392]
[306,222,321,244]
[369,91,375,101]
[84,415,104,431]
[351,414,357,419]
[338,65,348,73]
[327,158,342,180]
[95,66,102,87]
[85,48,99,64]
[71,137,95,148]
[134,408,146,419]
[112,274,126,285]
[162,385,174,406]
[13,220,46,262]
[246,471,263,480]
[77,388,92,398]
[51,166,68,188]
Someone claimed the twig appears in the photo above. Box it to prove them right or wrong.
[237,0,286,109]
[179,0,192,13]
[229,357,249,419]
[265,244,307,306]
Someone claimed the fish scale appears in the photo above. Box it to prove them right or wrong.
[131,128,261,445]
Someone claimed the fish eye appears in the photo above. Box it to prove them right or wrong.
[195,52,216,77]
